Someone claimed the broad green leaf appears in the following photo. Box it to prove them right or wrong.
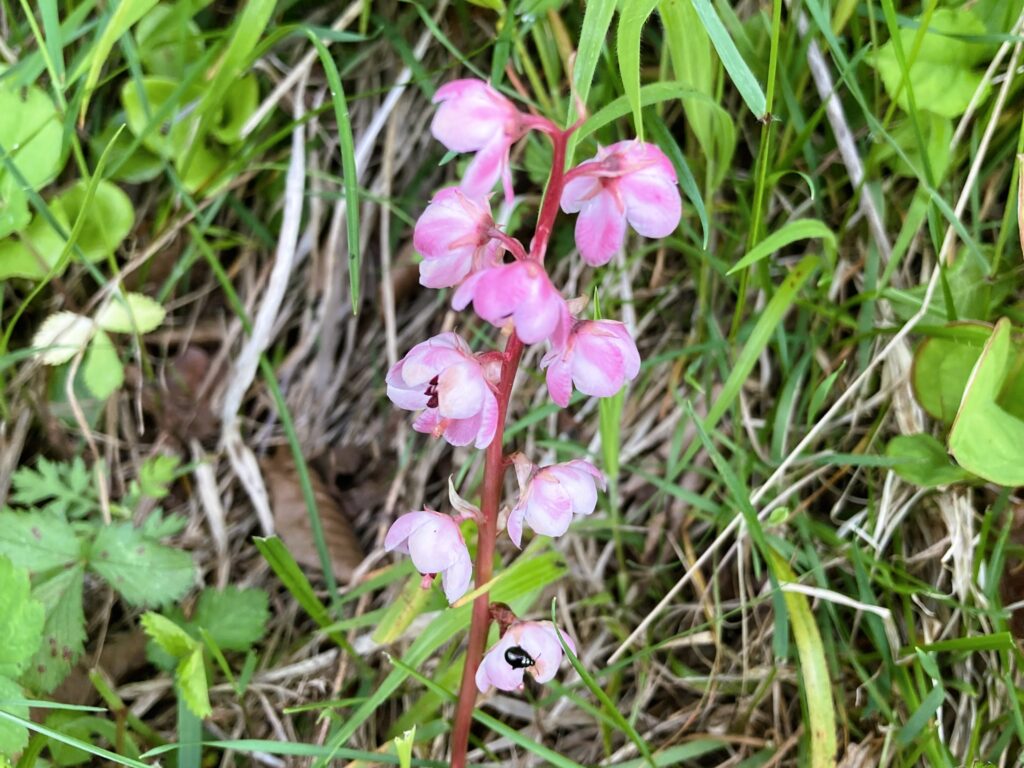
[911,330,987,423]
[176,138,226,193]
[948,319,1024,486]
[875,113,953,181]
[141,611,196,658]
[79,0,161,120]
[0,177,31,240]
[616,0,660,139]
[90,123,163,184]
[728,219,836,274]
[120,77,202,159]
[0,200,72,281]
[768,552,837,767]
[193,587,269,652]
[871,9,990,118]
[0,555,45,678]
[82,331,124,400]
[55,180,135,264]
[0,510,82,572]
[885,434,973,488]
[176,647,211,718]
[210,75,259,145]
[30,312,96,365]
[687,0,766,118]
[0,676,30,756]
[95,292,166,334]
[21,566,86,694]
[135,4,205,77]
[0,84,64,192]
[89,523,194,606]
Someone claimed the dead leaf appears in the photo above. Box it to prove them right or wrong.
[261,448,364,582]
[140,345,219,443]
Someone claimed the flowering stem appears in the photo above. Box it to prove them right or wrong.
[449,123,573,768]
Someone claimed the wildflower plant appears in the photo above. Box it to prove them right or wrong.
[383,79,681,766]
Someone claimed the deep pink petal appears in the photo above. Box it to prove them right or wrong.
[412,409,442,437]
[437,361,486,419]
[460,137,509,201]
[572,331,626,398]
[451,270,486,311]
[431,80,512,152]
[620,168,682,239]
[402,333,471,384]
[574,189,627,267]
[544,356,573,407]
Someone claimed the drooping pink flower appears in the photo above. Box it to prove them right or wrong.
[452,260,567,345]
[431,79,532,202]
[386,332,500,448]
[506,455,605,547]
[475,620,576,692]
[560,141,682,266]
[541,319,641,407]
[413,188,503,289]
[384,510,472,603]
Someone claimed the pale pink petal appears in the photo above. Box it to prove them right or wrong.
[437,361,486,419]
[473,390,499,449]
[506,500,527,548]
[476,635,525,693]
[419,250,473,289]
[544,356,572,407]
[402,333,470,384]
[407,515,463,573]
[383,511,435,554]
[460,136,508,201]
[451,270,486,311]
[620,168,682,239]
[572,333,626,398]
[441,414,480,447]
[387,380,430,411]
[524,477,574,538]
[551,465,599,518]
[431,80,510,152]
[412,409,442,436]
[521,622,568,684]
[574,189,627,267]
[600,322,641,379]
[515,289,565,345]
[563,459,606,490]
[413,188,480,257]
[560,173,602,214]
[442,547,473,603]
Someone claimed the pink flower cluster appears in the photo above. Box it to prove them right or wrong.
[383,78,682,696]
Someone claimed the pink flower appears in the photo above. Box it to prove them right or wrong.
[431,79,531,202]
[475,620,576,692]
[453,260,566,345]
[541,319,640,407]
[413,188,503,289]
[384,510,472,603]
[560,141,682,266]
[506,455,605,547]
[386,332,500,448]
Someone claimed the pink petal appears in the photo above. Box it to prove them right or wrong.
[563,459,606,490]
[419,250,473,289]
[413,188,481,258]
[475,636,525,693]
[551,465,599,518]
[573,188,627,267]
[514,289,564,345]
[460,136,508,201]
[412,409,442,437]
[524,476,574,538]
[520,622,568,684]
[431,80,510,152]
[506,501,526,548]
[559,173,601,214]
[451,270,486,311]
[473,389,499,449]
[437,361,486,419]
[407,515,463,573]
[383,511,434,554]
[402,333,471,384]
[620,167,682,239]
[441,414,480,447]
[442,547,473,603]
[386,379,430,412]
[572,332,626,398]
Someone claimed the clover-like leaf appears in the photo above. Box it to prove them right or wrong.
[30,312,97,366]
[95,293,166,335]
[82,331,125,400]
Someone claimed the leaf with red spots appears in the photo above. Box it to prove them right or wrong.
[0,509,80,573]
[0,555,45,755]
[20,566,86,694]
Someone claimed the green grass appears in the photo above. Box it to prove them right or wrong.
[2,0,1024,766]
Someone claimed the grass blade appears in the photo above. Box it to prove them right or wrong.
[687,0,766,118]
[727,219,836,274]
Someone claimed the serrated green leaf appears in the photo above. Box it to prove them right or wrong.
[176,647,211,719]
[138,455,180,499]
[140,510,188,539]
[21,566,86,694]
[89,524,193,606]
[95,293,166,335]
[871,9,990,118]
[0,676,30,757]
[193,587,269,652]
[0,510,81,573]
[82,331,124,400]
[10,457,96,519]
[0,555,45,678]
[141,612,196,658]
[886,434,973,488]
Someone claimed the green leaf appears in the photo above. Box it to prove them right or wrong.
[176,647,211,719]
[728,219,836,274]
[911,330,987,423]
[0,84,64,200]
[10,457,95,519]
[30,312,96,365]
[138,455,180,499]
[687,0,766,118]
[135,4,205,78]
[210,75,259,145]
[0,510,81,572]
[949,318,1024,486]
[95,292,166,334]
[876,113,953,181]
[0,177,31,240]
[78,0,161,121]
[871,9,990,118]
[141,611,197,658]
[120,77,201,159]
[616,0,660,140]
[89,524,194,606]
[0,197,73,281]
[885,434,973,488]
[0,555,45,679]
[82,331,124,400]
[21,566,86,694]
[0,676,31,757]
[54,180,135,264]
[569,0,615,126]
[193,587,269,652]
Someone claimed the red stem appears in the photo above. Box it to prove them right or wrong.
[449,125,573,768]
